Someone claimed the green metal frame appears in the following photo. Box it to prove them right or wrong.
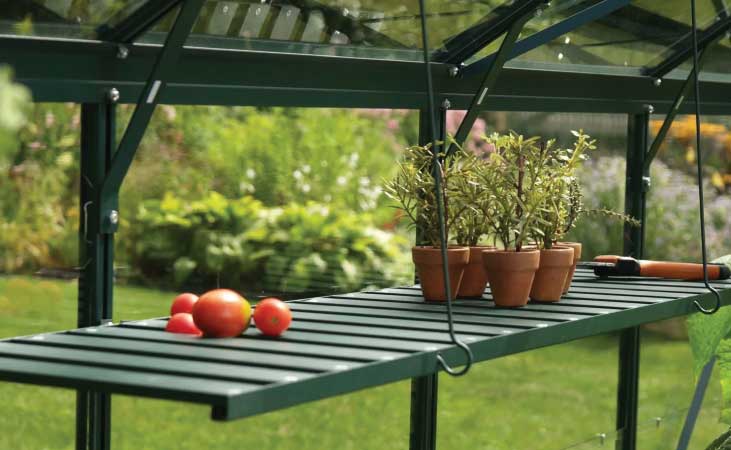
[447,4,537,153]
[2,0,731,448]
[463,0,631,77]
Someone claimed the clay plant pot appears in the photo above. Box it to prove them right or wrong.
[558,242,582,294]
[481,249,540,307]
[530,246,574,302]
[412,246,470,301]
[457,246,494,298]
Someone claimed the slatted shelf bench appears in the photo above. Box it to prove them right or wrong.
[1,269,730,422]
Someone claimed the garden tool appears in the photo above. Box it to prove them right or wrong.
[578,255,731,280]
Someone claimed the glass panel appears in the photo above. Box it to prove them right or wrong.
[138,0,512,61]
[0,0,148,39]
[513,0,731,69]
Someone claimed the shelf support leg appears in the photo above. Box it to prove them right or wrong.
[616,111,648,450]
[410,374,439,450]
[77,102,116,450]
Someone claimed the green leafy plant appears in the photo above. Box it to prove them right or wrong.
[475,132,548,251]
[128,192,411,294]
[383,143,475,247]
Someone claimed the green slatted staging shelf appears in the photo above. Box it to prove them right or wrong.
[1,269,730,421]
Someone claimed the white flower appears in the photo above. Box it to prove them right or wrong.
[293,170,303,180]
[302,164,311,174]
[336,176,347,186]
[246,168,256,179]
[301,183,311,193]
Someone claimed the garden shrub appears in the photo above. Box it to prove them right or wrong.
[566,156,731,261]
[128,192,411,295]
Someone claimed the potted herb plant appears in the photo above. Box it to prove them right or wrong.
[477,132,543,308]
[384,144,470,301]
[451,144,494,298]
[528,131,595,302]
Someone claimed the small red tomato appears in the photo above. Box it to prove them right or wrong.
[165,313,202,336]
[171,293,199,315]
[253,298,292,337]
[192,289,251,338]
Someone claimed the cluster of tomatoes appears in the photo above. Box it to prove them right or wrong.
[165,289,292,338]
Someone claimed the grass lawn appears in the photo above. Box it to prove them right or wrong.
[0,275,727,450]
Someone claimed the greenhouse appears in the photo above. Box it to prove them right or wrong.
[1,0,731,449]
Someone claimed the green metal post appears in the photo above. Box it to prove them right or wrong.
[77,102,116,450]
[616,111,648,450]
[623,111,649,259]
[409,106,447,450]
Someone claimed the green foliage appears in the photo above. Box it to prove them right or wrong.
[128,192,410,294]
[383,144,476,247]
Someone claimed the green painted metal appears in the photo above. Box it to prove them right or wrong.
[96,0,183,43]
[645,15,731,79]
[644,56,706,172]
[0,271,729,424]
[78,102,116,450]
[5,36,731,114]
[464,0,631,77]
[98,0,205,235]
[435,0,547,65]
[410,374,438,450]
[616,327,640,450]
[623,112,650,259]
[448,6,536,154]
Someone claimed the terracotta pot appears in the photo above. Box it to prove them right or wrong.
[481,249,540,307]
[530,246,574,302]
[412,246,469,301]
[558,242,582,294]
[457,246,494,298]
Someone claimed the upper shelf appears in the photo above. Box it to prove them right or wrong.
[1,0,730,73]
[0,269,729,421]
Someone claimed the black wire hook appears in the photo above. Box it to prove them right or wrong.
[416,0,474,376]
[690,0,722,315]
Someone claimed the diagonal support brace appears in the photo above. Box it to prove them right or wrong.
[464,0,630,78]
[447,5,539,155]
[97,0,185,43]
[643,48,710,173]
[97,0,206,234]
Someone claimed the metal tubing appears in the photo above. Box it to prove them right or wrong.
[78,103,116,450]
[448,8,535,154]
[99,0,206,234]
[676,357,716,450]
[409,374,439,450]
[616,326,641,450]
[645,16,731,79]
[465,0,630,78]
[623,112,649,259]
[97,0,183,43]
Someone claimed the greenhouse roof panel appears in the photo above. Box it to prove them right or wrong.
[510,0,731,73]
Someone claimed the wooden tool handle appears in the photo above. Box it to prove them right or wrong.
[638,261,722,280]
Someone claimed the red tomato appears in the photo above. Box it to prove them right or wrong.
[253,298,292,337]
[170,292,199,315]
[165,313,202,337]
[192,289,251,338]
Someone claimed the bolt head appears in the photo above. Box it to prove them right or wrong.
[109,210,119,225]
[643,104,654,114]
[107,88,120,103]
[442,99,451,109]
[448,66,459,77]
[117,45,129,59]
[653,78,662,87]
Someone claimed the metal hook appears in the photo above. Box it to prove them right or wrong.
[689,0,722,315]
[417,0,474,377]
[82,201,93,244]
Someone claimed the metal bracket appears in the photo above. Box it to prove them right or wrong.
[97,0,206,234]
[446,4,540,155]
